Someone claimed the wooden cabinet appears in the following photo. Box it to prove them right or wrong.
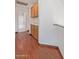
[31,3,38,18]
[31,25,38,40]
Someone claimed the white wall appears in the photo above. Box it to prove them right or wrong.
[39,0,64,55]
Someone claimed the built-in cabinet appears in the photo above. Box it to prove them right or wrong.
[31,3,38,18]
[31,24,38,40]
[31,0,38,40]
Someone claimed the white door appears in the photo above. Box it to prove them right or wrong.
[17,4,27,32]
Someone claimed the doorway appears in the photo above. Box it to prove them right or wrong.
[15,4,28,32]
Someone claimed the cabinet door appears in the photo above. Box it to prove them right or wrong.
[34,25,38,39]
[31,3,38,17]
[31,25,38,40]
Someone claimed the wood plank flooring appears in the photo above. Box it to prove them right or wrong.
[15,32,63,59]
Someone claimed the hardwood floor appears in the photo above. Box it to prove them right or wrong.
[15,32,63,59]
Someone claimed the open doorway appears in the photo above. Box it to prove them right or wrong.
[15,1,29,32]
[15,0,39,40]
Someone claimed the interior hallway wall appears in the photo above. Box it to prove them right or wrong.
[38,0,64,55]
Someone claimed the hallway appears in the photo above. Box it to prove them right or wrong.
[15,32,63,59]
